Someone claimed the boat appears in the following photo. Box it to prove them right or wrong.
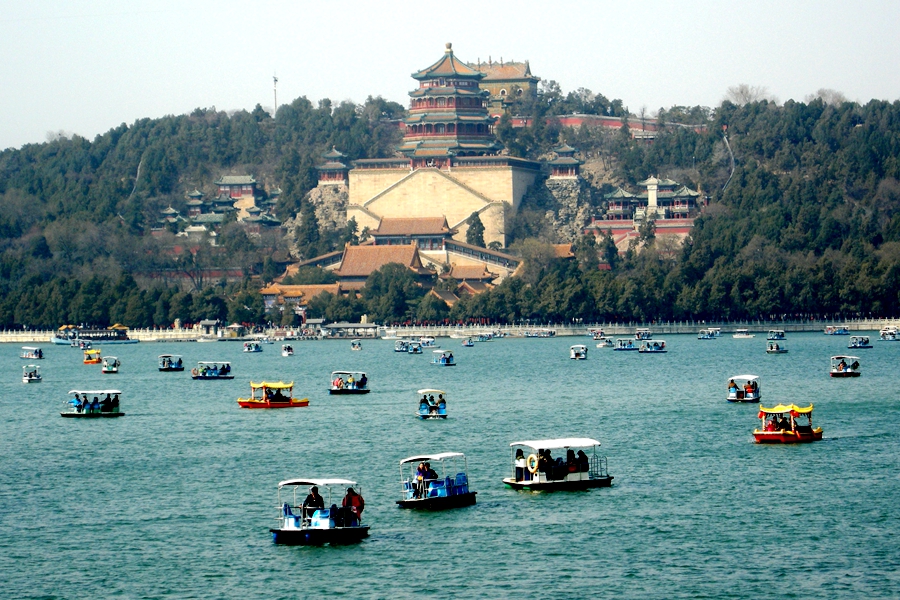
[420,336,440,349]
[83,349,102,364]
[431,349,456,366]
[394,340,409,352]
[416,389,448,419]
[502,438,613,491]
[407,341,423,354]
[613,338,638,351]
[733,329,755,338]
[474,333,493,342]
[74,340,92,349]
[634,328,652,340]
[51,326,138,345]
[350,339,362,351]
[243,341,262,353]
[62,389,124,418]
[461,338,474,347]
[591,330,606,341]
[824,325,850,335]
[191,361,234,380]
[595,337,613,348]
[22,365,41,384]
[639,340,667,353]
[830,355,861,378]
[709,327,722,337]
[237,381,309,408]
[879,326,898,341]
[281,344,294,357]
[848,336,872,349]
[20,346,44,359]
[397,452,476,509]
[697,329,716,340]
[727,374,761,403]
[329,371,370,394]
[767,330,786,341]
[766,341,788,354]
[158,354,184,371]
[570,344,588,360]
[270,478,369,545]
[101,356,120,374]
[525,329,556,338]
[753,404,822,443]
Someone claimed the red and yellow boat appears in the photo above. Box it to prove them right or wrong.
[83,349,102,364]
[237,381,309,409]
[753,404,823,443]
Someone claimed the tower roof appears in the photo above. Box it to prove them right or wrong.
[412,43,484,81]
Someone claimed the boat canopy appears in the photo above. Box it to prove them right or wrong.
[158,354,181,359]
[249,381,294,389]
[198,361,231,365]
[571,345,587,350]
[22,346,40,350]
[417,388,446,396]
[23,364,40,370]
[432,349,448,354]
[831,355,859,361]
[759,404,814,414]
[399,452,465,465]
[728,374,759,382]
[85,349,101,355]
[68,389,122,395]
[278,477,357,488]
[332,370,366,376]
[509,437,601,450]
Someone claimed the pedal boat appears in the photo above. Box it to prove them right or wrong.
[350,339,362,351]
[243,341,263,353]
[634,328,652,340]
[595,337,613,348]
[101,356,120,374]
[879,326,899,341]
[23,365,42,383]
[394,340,410,353]
[766,329,786,341]
[766,340,788,354]
[638,340,667,353]
[697,329,716,340]
[397,452,476,509]
[281,344,294,357]
[271,478,369,545]
[191,361,234,379]
[753,404,822,443]
[824,325,850,335]
[502,438,613,491]
[62,389,124,418]
[83,349,102,364]
[570,344,588,359]
[830,355,861,377]
[238,381,308,408]
[407,341,423,354]
[613,338,638,351]
[848,336,872,349]
[727,374,761,403]
[158,354,184,371]
[431,349,456,366]
[416,388,448,419]
[461,338,474,347]
[329,371,370,394]
[733,329,755,338]
[20,346,44,359]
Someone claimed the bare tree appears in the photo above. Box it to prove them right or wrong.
[724,84,773,106]
[804,88,848,106]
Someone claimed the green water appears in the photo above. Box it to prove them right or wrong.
[2,334,899,598]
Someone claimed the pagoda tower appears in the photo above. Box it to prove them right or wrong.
[399,43,502,169]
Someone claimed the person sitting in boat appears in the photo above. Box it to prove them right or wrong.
[112,394,119,411]
[347,375,355,389]
[424,462,438,482]
[358,374,367,389]
[90,397,100,413]
[515,449,526,481]
[341,487,365,526]
[175,357,182,368]
[302,486,325,521]
[419,397,429,414]
[538,450,552,478]
[777,415,791,431]
[838,359,847,372]
[566,449,577,473]
[100,395,112,413]
[576,450,589,472]
[765,417,777,432]
[437,395,446,413]
[728,380,738,393]
[851,360,860,371]
[415,462,427,497]
[332,376,343,389]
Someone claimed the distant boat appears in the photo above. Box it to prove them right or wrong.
[570,345,588,360]
[22,365,41,384]
[733,329,755,339]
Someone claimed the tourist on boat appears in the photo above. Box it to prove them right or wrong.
[777,416,790,431]
[437,395,446,413]
[743,381,754,395]
[302,486,325,521]
[838,359,847,371]
[90,397,100,413]
[358,374,367,389]
[419,397,429,414]
[728,380,738,393]
[765,418,777,432]
[341,487,365,526]
[424,462,438,482]
[576,450,589,472]
[415,462,427,497]
[566,449,577,473]
[347,374,355,389]
[515,449,526,481]
[332,376,344,389]
[112,394,119,410]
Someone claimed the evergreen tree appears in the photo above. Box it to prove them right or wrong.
[466,212,486,247]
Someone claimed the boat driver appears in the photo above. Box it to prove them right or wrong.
[302,486,325,521]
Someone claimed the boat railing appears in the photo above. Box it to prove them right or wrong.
[589,455,609,479]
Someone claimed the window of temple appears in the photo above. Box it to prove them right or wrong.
[437,97,446,107]
[436,124,445,134]
[500,89,507,96]
[447,123,455,133]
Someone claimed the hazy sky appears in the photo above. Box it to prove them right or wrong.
[2,0,898,150]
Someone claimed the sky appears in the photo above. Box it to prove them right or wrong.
[1,0,899,150]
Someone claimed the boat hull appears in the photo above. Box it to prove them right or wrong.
[238,399,309,409]
[830,372,861,378]
[397,492,476,510]
[329,389,370,395]
[502,476,613,491]
[61,412,125,418]
[753,429,823,443]
[766,349,789,354]
[23,378,42,384]
[417,414,447,419]
[51,336,138,345]
[270,526,369,545]
[192,375,234,380]
[159,367,185,372]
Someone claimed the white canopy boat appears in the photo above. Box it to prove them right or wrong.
[23,365,42,383]
[570,345,588,359]
[416,388,448,419]
[397,452,476,509]
[503,438,613,491]
[270,478,369,545]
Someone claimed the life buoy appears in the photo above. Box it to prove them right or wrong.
[526,453,539,474]
[191,368,198,377]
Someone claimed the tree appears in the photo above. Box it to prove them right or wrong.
[466,212,486,247]
[724,84,774,106]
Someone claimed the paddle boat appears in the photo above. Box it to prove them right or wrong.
[281,344,294,357]
[329,371,369,394]
[879,326,899,341]
[753,404,822,443]
[101,356,120,374]
[20,346,44,359]
[158,354,184,371]
[697,329,716,340]
[243,341,262,353]
[416,389,448,419]
[614,338,638,351]
[350,339,362,351]
[270,478,369,545]
[461,338,474,347]
[848,335,872,349]
[23,365,41,383]
[733,329,755,338]
[767,330,786,341]
[237,381,309,408]
[766,340,788,354]
[83,349,102,364]
[474,333,494,342]
[596,337,613,348]
[74,340,93,349]
[709,327,722,337]
[830,355,861,377]
[407,341,423,354]
[420,336,440,349]
[525,329,556,338]
[431,350,456,366]
[502,438,613,491]
[191,361,233,380]
[394,340,410,352]
[570,344,588,360]
[824,325,850,335]
[727,375,761,402]
[397,452,476,509]
[591,329,606,341]
[634,328,652,340]
[62,389,124,418]
[639,340,667,353]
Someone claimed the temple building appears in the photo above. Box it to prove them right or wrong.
[316,148,350,186]
[347,43,542,248]
[468,58,540,117]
